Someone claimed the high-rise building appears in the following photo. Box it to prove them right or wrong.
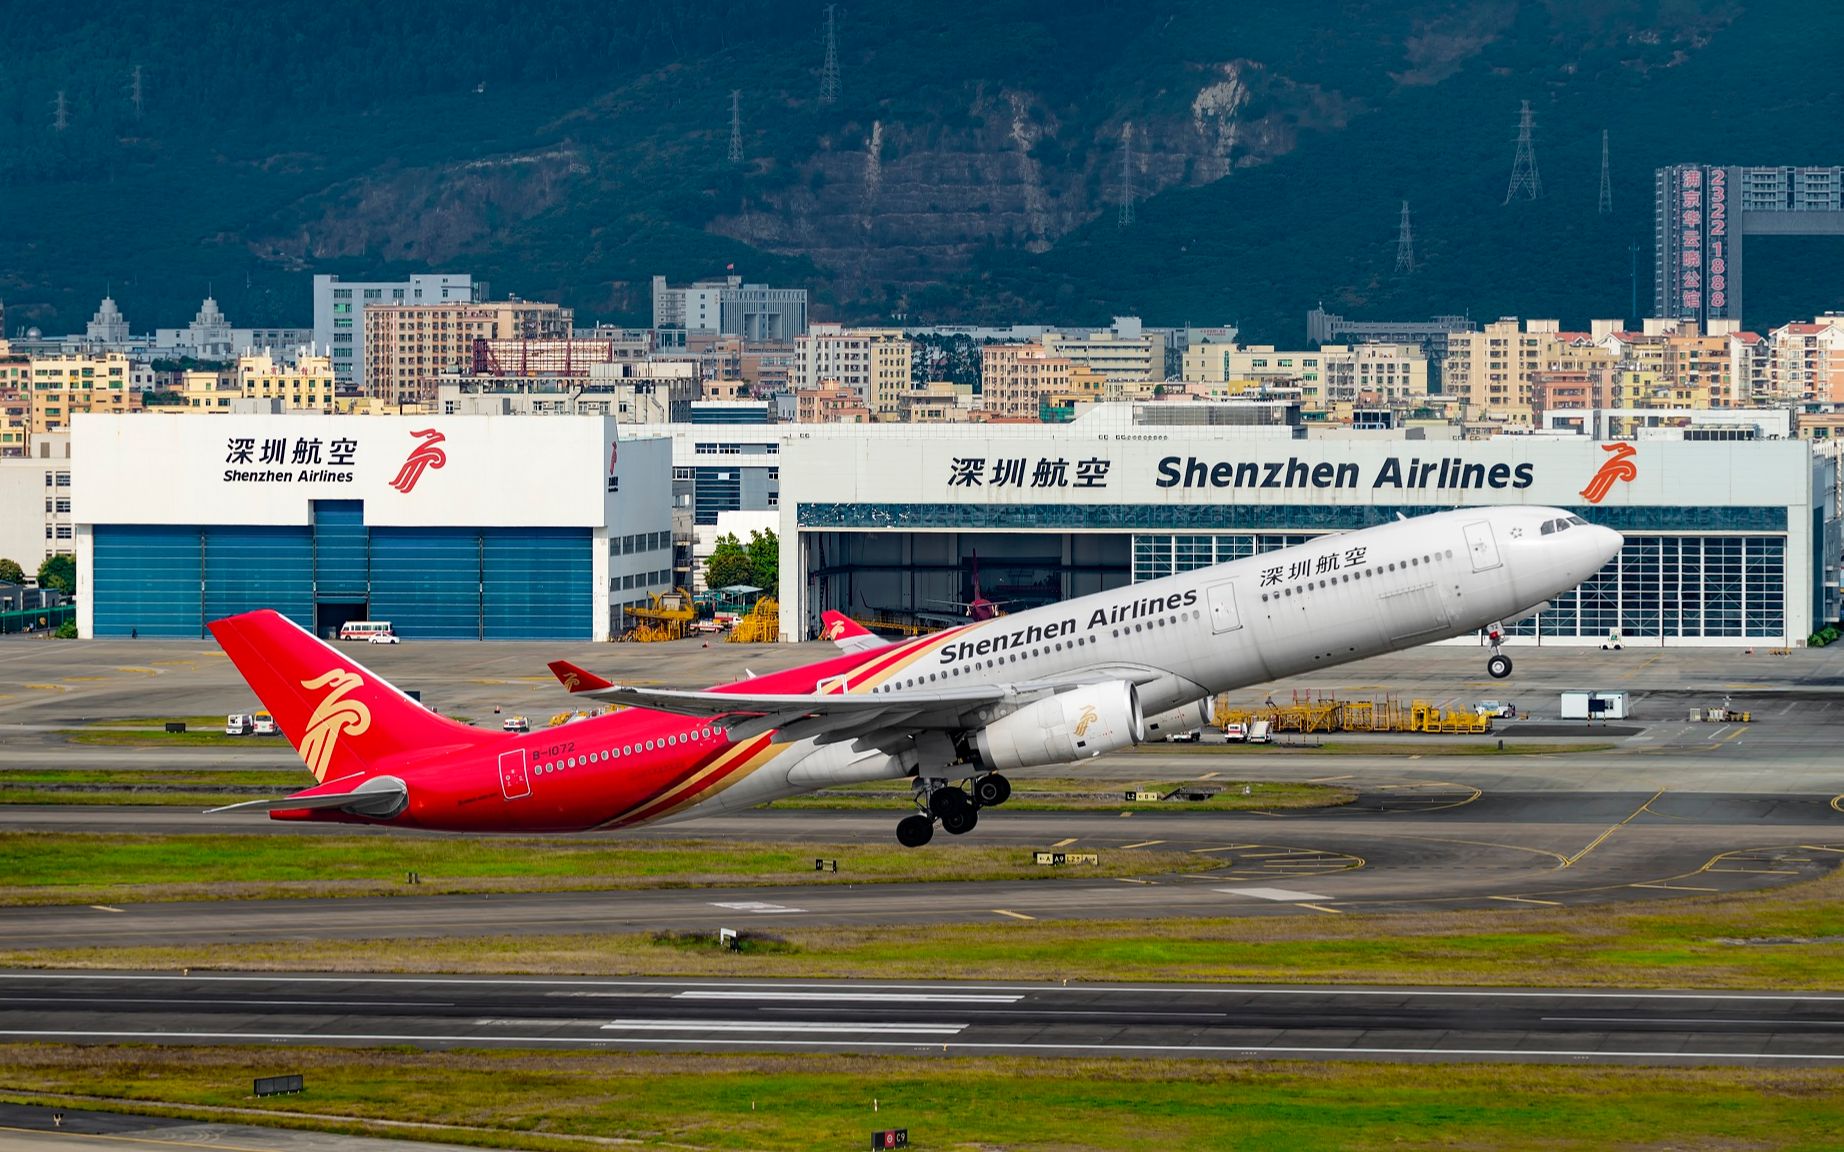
[1654,165,1844,326]
[24,353,142,438]
[651,275,808,342]
[312,274,479,387]
[1443,318,1570,426]
[363,299,572,406]
[794,324,911,417]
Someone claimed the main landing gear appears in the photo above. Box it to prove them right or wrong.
[895,773,1012,846]
[1485,622,1513,680]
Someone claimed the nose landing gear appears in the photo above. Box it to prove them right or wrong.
[893,773,1012,846]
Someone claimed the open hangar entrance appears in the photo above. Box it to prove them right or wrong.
[799,530,1129,639]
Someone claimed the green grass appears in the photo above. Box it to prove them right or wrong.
[1138,741,1616,757]
[770,778,1355,812]
[15,865,1844,990]
[0,769,308,808]
[0,832,1209,905]
[87,716,234,730]
[3,1047,1841,1152]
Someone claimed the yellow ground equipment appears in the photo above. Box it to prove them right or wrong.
[1213,690,1491,736]
[623,588,696,642]
[850,613,931,638]
[727,597,780,643]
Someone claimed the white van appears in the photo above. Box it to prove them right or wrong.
[252,712,276,736]
[225,714,255,736]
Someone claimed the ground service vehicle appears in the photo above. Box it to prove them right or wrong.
[225,714,254,735]
[338,621,394,642]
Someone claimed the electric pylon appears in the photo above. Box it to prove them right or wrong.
[728,90,743,164]
[1598,129,1612,215]
[819,6,841,104]
[1503,100,1542,204]
[1395,201,1414,274]
[1118,122,1136,227]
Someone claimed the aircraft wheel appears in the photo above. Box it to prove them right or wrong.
[1488,654,1513,679]
[896,814,935,848]
[941,805,979,836]
[929,786,972,820]
[974,774,1011,807]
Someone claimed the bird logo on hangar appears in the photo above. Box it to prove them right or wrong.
[1580,442,1638,505]
[389,429,448,494]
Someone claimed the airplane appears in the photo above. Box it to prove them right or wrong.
[207,506,1621,846]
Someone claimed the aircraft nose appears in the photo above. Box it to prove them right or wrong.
[1586,524,1623,568]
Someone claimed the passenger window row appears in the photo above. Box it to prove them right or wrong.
[536,726,719,776]
[1261,550,1456,604]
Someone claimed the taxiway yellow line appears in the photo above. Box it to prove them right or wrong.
[1049,837,1077,848]
[1562,788,1664,868]
[1630,882,1719,893]
[992,909,1035,921]
[1295,903,1342,914]
[1488,895,1562,906]
[1120,840,1166,850]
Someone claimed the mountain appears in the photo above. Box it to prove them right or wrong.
[2,1,1842,343]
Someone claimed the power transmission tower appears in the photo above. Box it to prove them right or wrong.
[1395,200,1414,274]
[1117,122,1136,227]
[727,90,743,164]
[819,5,841,104]
[1598,128,1612,215]
[1503,99,1541,204]
[129,65,144,119]
[51,90,68,132]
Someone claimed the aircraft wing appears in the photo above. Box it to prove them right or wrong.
[820,611,890,653]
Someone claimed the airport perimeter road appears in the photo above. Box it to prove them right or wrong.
[2,971,1842,1067]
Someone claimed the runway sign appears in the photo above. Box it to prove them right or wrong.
[872,1128,909,1149]
[1034,852,1100,866]
[253,1074,303,1096]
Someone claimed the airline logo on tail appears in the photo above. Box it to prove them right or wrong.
[299,669,371,781]
[559,671,582,691]
[824,619,848,640]
[389,429,447,494]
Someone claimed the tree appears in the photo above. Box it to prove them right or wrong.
[38,555,75,596]
[704,533,754,591]
[0,558,23,585]
[746,529,779,593]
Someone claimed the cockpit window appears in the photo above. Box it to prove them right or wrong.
[1540,520,1556,535]
[1567,515,1588,526]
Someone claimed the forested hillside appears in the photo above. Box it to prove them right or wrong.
[2,0,1841,341]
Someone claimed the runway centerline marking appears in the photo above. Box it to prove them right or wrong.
[1216,887,1332,902]
[604,1019,968,1035]
[1562,788,1665,868]
[708,901,806,914]
[992,909,1035,921]
[675,991,1022,1004]
[1489,895,1562,906]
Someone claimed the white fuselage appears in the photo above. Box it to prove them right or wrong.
[665,505,1623,818]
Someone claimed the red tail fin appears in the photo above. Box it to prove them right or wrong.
[548,660,613,693]
[209,610,493,783]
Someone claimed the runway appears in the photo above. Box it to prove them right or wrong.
[2,971,1841,1066]
[3,792,1840,950]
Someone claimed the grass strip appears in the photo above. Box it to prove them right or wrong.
[771,778,1354,811]
[1135,740,1615,756]
[10,867,1843,989]
[2,1047,1841,1152]
[0,832,1210,905]
[88,716,233,730]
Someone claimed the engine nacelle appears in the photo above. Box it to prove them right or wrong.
[1141,699,1211,741]
[974,680,1143,771]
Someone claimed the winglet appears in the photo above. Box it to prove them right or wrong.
[548,660,614,693]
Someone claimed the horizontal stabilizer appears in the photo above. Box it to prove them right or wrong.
[207,778,407,816]
[820,611,890,654]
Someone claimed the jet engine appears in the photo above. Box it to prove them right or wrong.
[1141,699,1212,741]
[974,680,1143,771]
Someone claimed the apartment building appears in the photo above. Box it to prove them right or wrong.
[364,300,572,406]
[1043,317,1161,383]
[1443,318,1566,426]
[313,273,479,387]
[794,325,911,418]
[24,353,142,437]
[1765,317,1844,405]
[981,344,1076,420]
[795,382,873,423]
